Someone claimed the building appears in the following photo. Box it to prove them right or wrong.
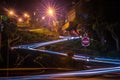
[61,0,82,36]
[67,8,76,22]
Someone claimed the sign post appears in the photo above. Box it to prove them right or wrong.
[81,35,90,56]
[81,36,90,47]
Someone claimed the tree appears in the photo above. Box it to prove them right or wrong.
[2,18,20,47]
[106,22,120,51]
[1,17,20,67]
[92,17,106,46]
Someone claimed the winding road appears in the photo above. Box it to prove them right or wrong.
[1,36,120,79]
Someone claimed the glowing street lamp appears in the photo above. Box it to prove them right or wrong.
[18,18,23,22]
[48,9,53,15]
[42,16,45,20]
[47,7,55,16]
[24,13,30,18]
[8,10,14,16]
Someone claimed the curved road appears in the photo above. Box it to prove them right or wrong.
[1,36,120,79]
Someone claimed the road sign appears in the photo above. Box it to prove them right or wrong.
[81,36,90,47]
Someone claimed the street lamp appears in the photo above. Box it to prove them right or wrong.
[47,7,55,16]
[42,16,45,20]
[23,13,30,18]
[8,10,14,16]
[18,18,23,22]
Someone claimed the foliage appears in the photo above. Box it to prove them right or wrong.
[1,17,59,67]
[106,22,120,51]
[44,39,113,57]
[2,17,59,46]
[13,29,59,46]
[71,0,120,52]
[106,51,120,59]
[1,17,18,65]
[8,49,85,70]
[2,18,18,47]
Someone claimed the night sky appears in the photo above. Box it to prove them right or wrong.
[0,0,120,21]
[0,0,77,17]
[2,0,74,11]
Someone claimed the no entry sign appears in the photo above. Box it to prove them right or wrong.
[81,36,90,47]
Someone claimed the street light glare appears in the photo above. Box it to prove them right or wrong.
[24,13,27,17]
[42,16,45,20]
[24,13,30,18]
[18,18,23,22]
[48,9,53,14]
[9,10,14,15]
[47,7,55,16]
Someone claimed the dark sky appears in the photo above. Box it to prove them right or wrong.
[1,0,120,21]
[1,0,120,11]
[0,0,77,17]
[0,0,80,18]
[3,0,120,14]
[3,0,74,11]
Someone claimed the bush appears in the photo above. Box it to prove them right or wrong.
[12,29,59,46]
[106,51,120,58]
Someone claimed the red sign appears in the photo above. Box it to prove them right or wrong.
[81,37,90,47]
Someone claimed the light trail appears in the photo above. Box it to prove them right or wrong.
[8,36,120,79]
[28,48,120,65]
[12,36,80,49]
[1,66,120,80]
[12,36,120,65]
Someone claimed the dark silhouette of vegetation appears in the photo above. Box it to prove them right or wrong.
[0,17,59,67]
[67,0,120,52]
[8,49,85,70]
